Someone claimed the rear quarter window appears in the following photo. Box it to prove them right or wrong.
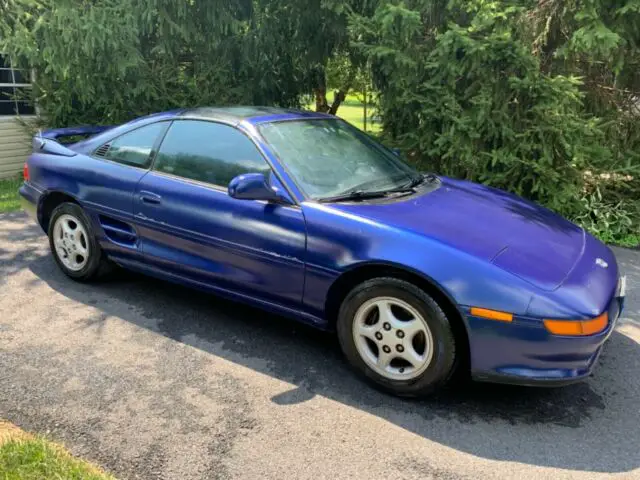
[96,122,166,168]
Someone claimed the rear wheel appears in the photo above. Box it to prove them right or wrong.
[337,277,457,397]
[48,202,112,281]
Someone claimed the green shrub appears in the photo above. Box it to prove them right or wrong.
[2,0,638,244]
[352,0,639,244]
[0,0,355,127]
[573,186,636,246]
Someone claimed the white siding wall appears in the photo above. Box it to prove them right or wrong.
[0,116,32,179]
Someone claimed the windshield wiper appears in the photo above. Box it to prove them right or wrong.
[318,190,392,203]
[391,173,438,192]
[380,174,426,194]
[318,174,437,203]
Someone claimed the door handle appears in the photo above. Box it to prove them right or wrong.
[139,191,162,204]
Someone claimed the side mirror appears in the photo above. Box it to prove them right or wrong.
[228,173,292,205]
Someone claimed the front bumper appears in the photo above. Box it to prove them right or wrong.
[468,292,624,387]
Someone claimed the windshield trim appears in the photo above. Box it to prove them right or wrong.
[256,117,419,201]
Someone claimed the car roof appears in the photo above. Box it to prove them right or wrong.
[72,106,334,154]
[177,106,334,125]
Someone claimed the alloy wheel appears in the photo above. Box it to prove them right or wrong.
[352,296,434,381]
[52,214,90,272]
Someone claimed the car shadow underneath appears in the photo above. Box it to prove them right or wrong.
[22,249,640,475]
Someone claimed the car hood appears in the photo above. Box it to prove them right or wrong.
[329,177,585,291]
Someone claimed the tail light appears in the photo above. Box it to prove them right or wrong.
[23,162,30,181]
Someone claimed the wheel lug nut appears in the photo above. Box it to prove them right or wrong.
[396,330,404,338]
[382,345,391,354]
[375,332,383,341]
[399,367,405,373]
[396,345,404,353]
[383,323,391,331]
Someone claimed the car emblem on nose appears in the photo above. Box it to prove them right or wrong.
[595,258,608,268]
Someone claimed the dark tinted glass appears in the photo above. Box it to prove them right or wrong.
[16,101,35,115]
[12,70,28,84]
[0,87,15,115]
[0,101,14,115]
[0,86,14,99]
[154,120,270,187]
[101,122,166,168]
[0,70,13,83]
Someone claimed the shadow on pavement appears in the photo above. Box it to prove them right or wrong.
[2,213,637,474]
[24,255,639,474]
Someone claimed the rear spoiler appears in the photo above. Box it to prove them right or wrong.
[32,136,77,157]
[40,125,113,141]
[33,125,114,157]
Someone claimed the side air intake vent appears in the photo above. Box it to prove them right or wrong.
[94,143,111,157]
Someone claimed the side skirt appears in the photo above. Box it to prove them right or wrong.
[113,257,329,330]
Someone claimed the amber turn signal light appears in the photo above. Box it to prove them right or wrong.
[543,312,608,336]
[470,307,513,322]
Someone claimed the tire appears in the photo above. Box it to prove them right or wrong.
[336,277,457,398]
[48,202,112,281]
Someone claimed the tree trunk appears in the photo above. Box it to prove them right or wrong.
[314,86,329,113]
[328,89,346,115]
[327,68,356,116]
[363,84,367,131]
[314,67,330,112]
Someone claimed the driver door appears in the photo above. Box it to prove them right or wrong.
[134,119,307,310]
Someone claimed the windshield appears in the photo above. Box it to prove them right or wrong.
[258,118,419,199]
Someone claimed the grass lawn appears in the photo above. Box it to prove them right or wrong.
[0,421,115,480]
[306,91,381,133]
[0,176,22,213]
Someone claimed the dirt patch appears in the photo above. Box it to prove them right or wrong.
[0,420,28,445]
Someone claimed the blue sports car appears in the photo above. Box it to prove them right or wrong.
[19,107,626,397]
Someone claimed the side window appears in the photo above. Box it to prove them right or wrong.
[153,120,271,187]
[96,122,166,168]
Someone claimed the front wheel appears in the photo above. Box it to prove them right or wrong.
[337,277,457,397]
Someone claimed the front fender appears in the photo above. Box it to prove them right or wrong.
[301,202,537,319]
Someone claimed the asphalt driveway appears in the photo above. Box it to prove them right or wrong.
[0,211,638,480]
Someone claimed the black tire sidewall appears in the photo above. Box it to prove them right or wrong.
[48,203,102,280]
[337,278,457,397]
